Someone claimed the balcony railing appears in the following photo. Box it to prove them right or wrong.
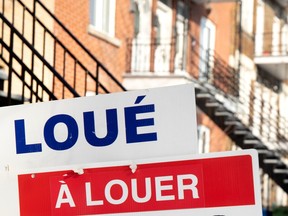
[255,31,288,57]
[126,36,239,96]
[126,35,288,157]
[194,39,288,157]
[0,0,125,105]
[126,37,182,74]
[190,38,239,97]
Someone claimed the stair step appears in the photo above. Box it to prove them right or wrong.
[234,124,248,130]
[224,116,241,125]
[244,139,262,145]
[263,158,280,164]
[273,168,288,174]
[203,83,217,92]
[214,110,232,117]
[193,83,207,91]
[244,133,258,139]
[205,100,220,107]
[224,120,242,126]
[263,153,281,164]
[0,68,8,80]
[0,90,28,106]
[196,93,211,99]
[256,149,270,154]
[242,142,264,147]
[234,126,249,135]
[0,68,8,91]
[234,130,249,135]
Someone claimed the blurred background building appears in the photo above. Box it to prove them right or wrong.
[0,0,288,214]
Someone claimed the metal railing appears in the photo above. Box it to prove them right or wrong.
[126,35,288,157]
[191,36,288,157]
[126,38,174,73]
[0,0,125,104]
[254,31,288,57]
[190,38,239,97]
[126,36,239,96]
[126,36,190,74]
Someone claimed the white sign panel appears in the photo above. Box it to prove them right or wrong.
[0,84,197,172]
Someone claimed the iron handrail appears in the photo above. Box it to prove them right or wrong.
[0,12,80,98]
[254,31,288,57]
[127,35,288,156]
[0,37,57,101]
[0,0,126,104]
[191,36,288,156]
[34,0,126,92]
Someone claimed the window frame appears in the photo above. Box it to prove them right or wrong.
[89,0,116,37]
[88,0,120,46]
[241,0,254,35]
[197,125,210,154]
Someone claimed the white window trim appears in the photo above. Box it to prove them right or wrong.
[88,24,121,47]
[241,0,254,35]
[197,125,210,154]
[255,0,264,55]
[199,17,215,81]
[89,0,121,47]
[272,16,280,55]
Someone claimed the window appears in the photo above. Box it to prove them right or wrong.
[90,0,116,37]
[199,17,215,80]
[241,0,254,35]
[197,125,210,154]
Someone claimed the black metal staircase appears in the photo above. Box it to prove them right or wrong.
[0,0,125,106]
[125,34,288,193]
[195,83,288,193]
[192,38,288,193]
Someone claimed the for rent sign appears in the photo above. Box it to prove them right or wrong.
[0,84,198,214]
[18,150,262,216]
[0,84,197,172]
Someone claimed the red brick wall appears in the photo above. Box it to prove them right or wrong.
[197,108,233,152]
[189,3,206,78]
[52,0,236,95]
[189,2,236,78]
[53,0,134,97]
[52,0,233,153]
[191,3,236,152]
[208,2,236,62]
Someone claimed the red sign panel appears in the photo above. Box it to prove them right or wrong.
[18,155,255,215]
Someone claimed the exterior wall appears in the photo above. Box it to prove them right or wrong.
[263,2,274,54]
[189,2,237,83]
[262,174,288,210]
[122,0,241,154]
[242,0,288,209]
[53,0,134,97]
[240,0,255,60]
[189,2,206,78]
[197,108,233,152]
[208,2,236,62]
[1,0,286,210]
[0,0,55,101]
[190,2,236,61]
[255,0,288,57]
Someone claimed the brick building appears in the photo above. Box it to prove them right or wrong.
[0,0,288,213]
